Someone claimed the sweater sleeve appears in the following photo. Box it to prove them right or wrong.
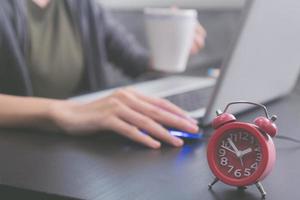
[99,5,151,78]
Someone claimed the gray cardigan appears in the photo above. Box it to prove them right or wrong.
[0,0,149,96]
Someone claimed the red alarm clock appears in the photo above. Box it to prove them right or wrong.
[207,101,277,199]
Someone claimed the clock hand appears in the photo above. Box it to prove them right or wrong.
[221,145,244,167]
[221,145,236,154]
[239,157,244,167]
[227,138,240,156]
[240,148,253,157]
[227,138,244,167]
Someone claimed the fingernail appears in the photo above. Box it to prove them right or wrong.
[188,123,199,132]
[151,141,161,149]
[173,138,184,147]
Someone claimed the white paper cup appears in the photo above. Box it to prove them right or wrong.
[144,8,197,73]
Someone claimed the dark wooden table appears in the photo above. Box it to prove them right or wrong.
[0,92,300,200]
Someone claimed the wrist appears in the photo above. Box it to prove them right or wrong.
[44,99,70,132]
[47,99,79,133]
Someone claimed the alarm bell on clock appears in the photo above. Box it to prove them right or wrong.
[207,101,277,199]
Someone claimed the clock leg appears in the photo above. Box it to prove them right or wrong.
[208,177,219,189]
[237,186,247,190]
[255,182,266,199]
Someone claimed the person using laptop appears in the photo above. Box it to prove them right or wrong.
[0,0,206,148]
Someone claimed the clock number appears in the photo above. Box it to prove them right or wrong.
[256,152,262,162]
[218,149,226,157]
[221,140,230,148]
[239,132,248,141]
[227,165,234,173]
[220,157,228,166]
[251,162,258,170]
[230,133,238,143]
[244,168,251,176]
[234,169,242,178]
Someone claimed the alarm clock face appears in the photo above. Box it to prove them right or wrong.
[216,128,262,180]
[207,122,272,186]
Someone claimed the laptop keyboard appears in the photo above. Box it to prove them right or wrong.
[165,87,214,112]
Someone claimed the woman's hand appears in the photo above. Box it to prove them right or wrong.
[50,88,199,149]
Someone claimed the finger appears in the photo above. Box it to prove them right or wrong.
[110,117,161,149]
[190,35,205,55]
[195,34,205,49]
[117,105,184,147]
[190,25,206,55]
[196,23,207,38]
[126,88,197,123]
[115,90,198,133]
[190,43,199,55]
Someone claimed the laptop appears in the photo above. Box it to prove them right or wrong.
[71,0,300,126]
